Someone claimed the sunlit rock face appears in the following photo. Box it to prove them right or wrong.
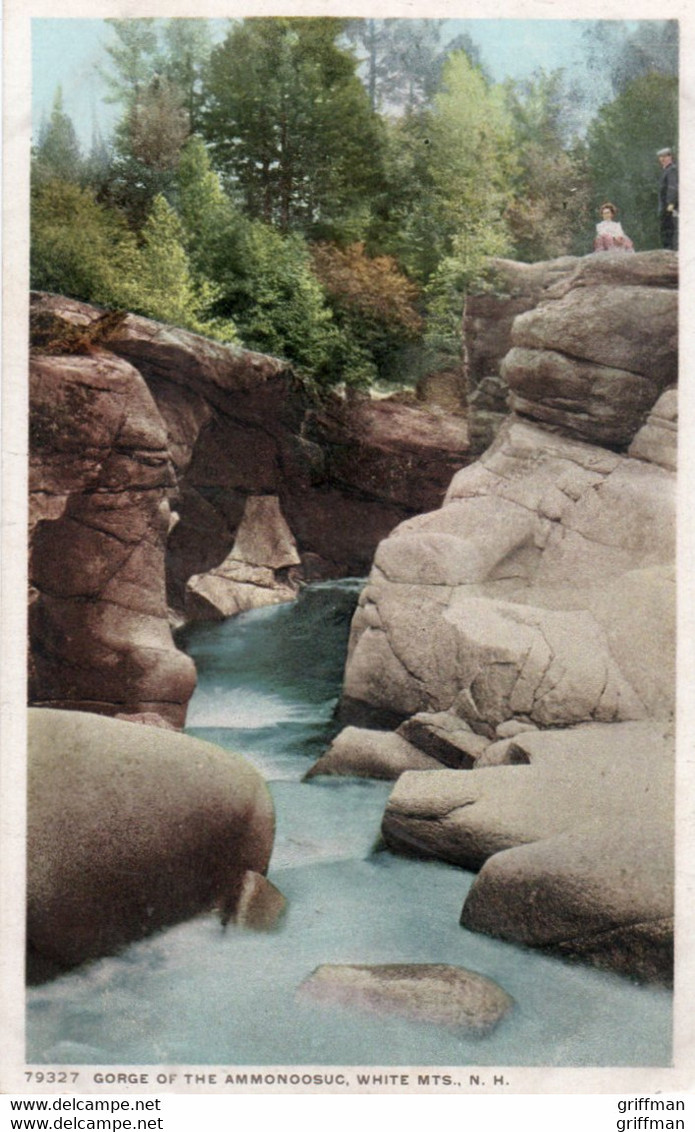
[340,417,676,731]
[335,251,677,983]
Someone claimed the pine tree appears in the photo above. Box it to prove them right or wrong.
[130,194,218,331]
[160,19,213,131]
[201,18,385,240]
[98,19,160,107]
[33,87,83,184]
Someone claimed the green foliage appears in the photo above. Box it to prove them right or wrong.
[504,71,593,260]
[427,51,517,254]
[201,18,385,241]
[364,113,446,282]
[33,17,681,396]
[31,180,237,342]
[31,180,138,304]
[211,219,367,386]
[128,194,216,331]
[586,72,678,250]
[419,52,517,359]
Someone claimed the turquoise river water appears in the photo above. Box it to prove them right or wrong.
[26,580,672,1067]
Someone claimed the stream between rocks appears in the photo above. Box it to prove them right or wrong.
[26,581,672,1067]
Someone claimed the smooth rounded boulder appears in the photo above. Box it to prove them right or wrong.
[27,709,276,980]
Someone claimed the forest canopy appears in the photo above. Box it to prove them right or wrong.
[31,17,678,389]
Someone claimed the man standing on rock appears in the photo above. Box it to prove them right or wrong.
[657,147,678,250]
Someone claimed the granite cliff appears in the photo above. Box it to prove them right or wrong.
[312,250,677,983]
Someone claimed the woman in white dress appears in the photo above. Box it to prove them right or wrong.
[593,202,635,253]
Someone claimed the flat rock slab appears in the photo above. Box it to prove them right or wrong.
[297,963,513,1033]
[305,726,440,781]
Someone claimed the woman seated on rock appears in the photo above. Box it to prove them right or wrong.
[593,202,635,253]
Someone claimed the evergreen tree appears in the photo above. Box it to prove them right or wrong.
[126,75,190,170]
[103,76,190,228]
[175,135,247,279]
[33,87,83,184]
[201,18,385,240]
[160,19,214,131]
[98,19,160,107]
[132,193,214,328]
[82,125,115,196]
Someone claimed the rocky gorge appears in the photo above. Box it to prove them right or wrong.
[26,249,677,1041]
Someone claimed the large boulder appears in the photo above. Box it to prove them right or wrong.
[463,256,580,452]
[505,275,677,446]
[29,348,196,727]
[463,251,677,453]
[460,823,673,985]
[27,709,276,980]
[340,419,676,731]
[185,495,301,620]
[380,722,674,982]
[382,721,673,868]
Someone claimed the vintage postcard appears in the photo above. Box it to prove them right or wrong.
[2,0,694,1103]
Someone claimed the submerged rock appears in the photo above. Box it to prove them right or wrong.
[27,709,277,981]
[297,963,513,1033]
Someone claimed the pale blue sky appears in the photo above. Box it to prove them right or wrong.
[31,17,636,148]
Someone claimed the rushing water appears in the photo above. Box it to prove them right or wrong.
[26,581,672,1067]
